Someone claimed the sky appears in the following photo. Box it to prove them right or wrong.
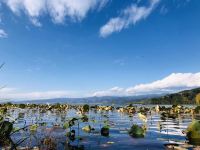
[0,0,200,100]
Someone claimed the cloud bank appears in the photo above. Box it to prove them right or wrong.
[100,0,160,37]
[0,88,78,100]
[3,0,109,25]
[93,72,200,96]
[1,72,200,100]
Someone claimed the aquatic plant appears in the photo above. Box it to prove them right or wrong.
[160,109,178,120]
[186,120,200,145]
[155,105,160,112]
[30,124,38,132]
[101,126,109,137]
[1,102,200,149]
[159,106,167,111]
[129,124,146,138]
[80,114,89,122]
[171,105,184,114]
[0,121,13,140]
[18,112,25,119]
[19,104,26,109]
[82,125,92,132]
[83,104,90,112]
[138,107,149,114]
[67,129,76,141]
[138,113,147,122]
[69,117,78,128]
[0,120,29,149]
[196,93,200,105]
[42,137,56,149]
[194,106,200,114]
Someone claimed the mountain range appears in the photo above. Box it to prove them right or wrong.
[3,87,200,105]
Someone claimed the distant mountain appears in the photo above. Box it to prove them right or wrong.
[4,88,200,105]
[139,87,200,105]
[11,94,163,105]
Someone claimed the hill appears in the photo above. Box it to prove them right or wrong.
[139,87,200,105]
[3,88,200,105]
[9,94,163,105]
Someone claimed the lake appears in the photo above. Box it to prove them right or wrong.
[1,104,200,150]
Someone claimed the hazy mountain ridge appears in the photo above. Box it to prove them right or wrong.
[2,87,200,105]
[11,94,163,105]
[140,87,200,104]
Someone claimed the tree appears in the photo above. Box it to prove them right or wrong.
[195,93,200,105]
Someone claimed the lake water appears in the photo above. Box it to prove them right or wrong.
[2,105,200,150]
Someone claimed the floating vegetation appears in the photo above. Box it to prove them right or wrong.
[0,103,199,149]
[30,124,38,132]
[101,126,110,137]
[129,124,146,138]
[82,125,92,132]
[194,106,200,114]
[67,129,76,141]
[186,120,200,145]
[138,113,147,122]
[0,121,13,145]
[83,104,90,112]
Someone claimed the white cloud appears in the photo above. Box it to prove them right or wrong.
[0,88,16,92]
[4,0,109,25]
[30,18,42,27]
[126,72,200,94]
[0,88,78,100]
[1,72,200,100]
[93,72,200,96]
[0,29,7,38]
[100,0,160,37]
[92,86,124,97]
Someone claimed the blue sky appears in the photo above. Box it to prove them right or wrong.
[0,0,200,100]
